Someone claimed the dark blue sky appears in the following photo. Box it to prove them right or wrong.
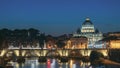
[0,0,120,36]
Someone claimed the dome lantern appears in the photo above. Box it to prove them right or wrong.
[86,17,90,21]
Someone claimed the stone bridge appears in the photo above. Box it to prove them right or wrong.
[0,47,108,58]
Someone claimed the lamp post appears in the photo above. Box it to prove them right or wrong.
[106,40,110,59]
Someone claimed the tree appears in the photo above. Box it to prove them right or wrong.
[90,50,104,66]
[28,28,39,38]
[0,28,10,48]
[90,50,120,66]
[56,40,65,48]
[0,31,4,48]
[39,33,46,48]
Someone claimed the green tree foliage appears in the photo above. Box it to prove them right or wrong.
[56,40,65,48]
[0,28,40,47]
[90,50,104,66]
[39,33,46,48]
[90,50,104,62]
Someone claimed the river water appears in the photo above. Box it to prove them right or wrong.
[13,58,90,68]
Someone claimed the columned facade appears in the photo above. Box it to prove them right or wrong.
[73,18,103,48]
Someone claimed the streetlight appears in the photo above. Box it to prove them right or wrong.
[106,40,110,59]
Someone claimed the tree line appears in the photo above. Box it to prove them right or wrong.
[0,28,69,49]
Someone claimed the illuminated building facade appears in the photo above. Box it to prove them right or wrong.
[109,39,120,49]
[65,36,88,49]
[106,32,120,49]
[73,18,103,48]
[107,32,120,37]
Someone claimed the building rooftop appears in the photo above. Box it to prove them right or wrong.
[82,17,93,25]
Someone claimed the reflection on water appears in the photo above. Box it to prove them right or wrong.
[47,59,59,68]
[13,58,90,68]
[69,59,90,68]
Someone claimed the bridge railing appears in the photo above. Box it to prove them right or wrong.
[7,45,109,50]
[8,45,47,50]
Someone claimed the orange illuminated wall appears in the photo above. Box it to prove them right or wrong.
[65,37,88,49]
[110,40,120,49]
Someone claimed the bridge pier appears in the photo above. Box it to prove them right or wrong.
[0,57,7,67]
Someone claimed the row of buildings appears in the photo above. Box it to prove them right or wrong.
[1,18,120,49]
[65,17,120,49]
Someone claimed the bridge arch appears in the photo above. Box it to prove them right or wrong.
[68,49,83,58]
[24,50,39,57]
[4,50,17,57]
[45,50,61,58]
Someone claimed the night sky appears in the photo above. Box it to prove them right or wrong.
[0,0,120,36]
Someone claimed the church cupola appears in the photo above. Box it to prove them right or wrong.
[82,17,93,25]
[81,17,95,33]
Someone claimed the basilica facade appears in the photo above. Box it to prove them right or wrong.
[73,18,103,48]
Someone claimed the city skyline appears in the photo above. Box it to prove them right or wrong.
[0,0,120,36]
